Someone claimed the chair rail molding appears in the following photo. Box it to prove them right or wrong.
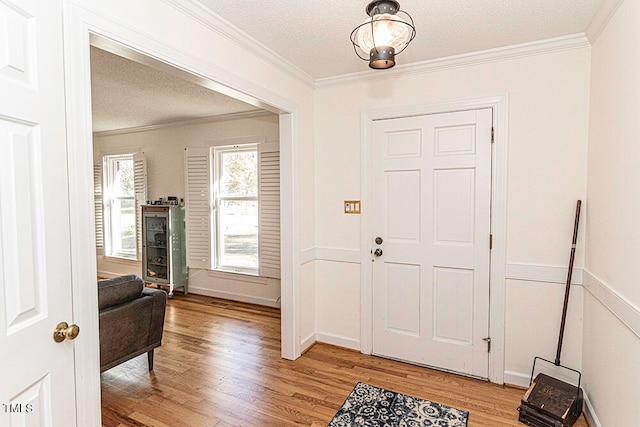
[506,263,584,285]
[583,269,640,339]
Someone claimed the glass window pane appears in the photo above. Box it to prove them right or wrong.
[113,159,134,197]
[220,151,257,197]
[111,198,136,255]
[218,200,258,269]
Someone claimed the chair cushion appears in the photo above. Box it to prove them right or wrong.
[98,275,144,310]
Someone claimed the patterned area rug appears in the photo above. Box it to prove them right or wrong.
[329,382,469,426]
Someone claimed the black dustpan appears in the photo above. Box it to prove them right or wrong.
[518,200,584,427]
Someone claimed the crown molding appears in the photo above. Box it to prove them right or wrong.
[585,0,625,43]
[153,2,595,91]
[92,110,273,137]
[315,33,591,89]
[160,0,315,88]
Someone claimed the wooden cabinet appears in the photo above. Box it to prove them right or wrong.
[142,205,188,297]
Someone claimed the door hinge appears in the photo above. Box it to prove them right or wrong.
[489,234,493,250]
[483,337,492,352]
[491,127,495,144]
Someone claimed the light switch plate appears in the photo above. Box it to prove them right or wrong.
[344,200,361,214]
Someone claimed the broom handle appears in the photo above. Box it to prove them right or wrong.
[555,200,582,366]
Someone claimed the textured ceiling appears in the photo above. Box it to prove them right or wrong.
[91,0,611,132]
[202,0,606,79]
[90,46,261,133]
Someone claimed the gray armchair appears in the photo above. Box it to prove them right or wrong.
[98,275,167,372]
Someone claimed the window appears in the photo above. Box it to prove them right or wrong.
[213,144,259,273]
[184,142,279,278]
[103,154,137,259]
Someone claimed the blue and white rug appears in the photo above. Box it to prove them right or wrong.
[329,382,469,427]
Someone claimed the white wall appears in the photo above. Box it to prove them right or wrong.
[584,0,640,424]
[314,46,591,382]
[94,114,285,306]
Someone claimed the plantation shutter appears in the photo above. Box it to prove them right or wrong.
[184,147,212,269]
[259,142,280,279]
[133,153,147,260]
[94,163,104,251]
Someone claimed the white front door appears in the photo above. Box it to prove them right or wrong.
[0,0,78,424]
[371,109,492,378]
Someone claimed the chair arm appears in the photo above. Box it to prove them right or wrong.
[142,288,167,345]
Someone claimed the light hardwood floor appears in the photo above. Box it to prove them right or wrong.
[101,293,589,426]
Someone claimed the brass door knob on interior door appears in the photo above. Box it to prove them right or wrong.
[374,248,383,257]
[53,322,80,343]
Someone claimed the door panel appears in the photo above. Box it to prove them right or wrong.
[385,263,421,336]
[372,109,492,378]
[433,267,474,345]
[0,0,77,425]
[434,168,475,244]
[1,119,47,332]
[386,170,421,241]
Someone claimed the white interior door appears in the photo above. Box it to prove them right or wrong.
[0,0,78,425]
[371,109,492,378]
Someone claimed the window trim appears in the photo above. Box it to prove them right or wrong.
[102,153,137,261]
[212,143,259,275]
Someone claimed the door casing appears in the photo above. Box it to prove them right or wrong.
[64,3,302,424]
[360,95,509,384]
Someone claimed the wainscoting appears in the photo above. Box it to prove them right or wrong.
[581,270,640,427]
[583,270,640,339]
[305,246,640,426]
[304,246,586,375]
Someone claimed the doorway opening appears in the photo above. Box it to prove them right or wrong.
[89,41,282,308]
[65,5,302,421]
[87,33,290,421]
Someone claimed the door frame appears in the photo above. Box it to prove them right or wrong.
[360,95,509,384]
[63,4,302,425]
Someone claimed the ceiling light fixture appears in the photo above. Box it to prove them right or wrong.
[350,0,416,70]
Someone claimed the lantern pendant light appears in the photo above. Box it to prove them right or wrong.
[350,0,416,69]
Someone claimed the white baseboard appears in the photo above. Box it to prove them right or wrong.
[315,332,360,351]
[301,333,316,353]
[504,370,532,388]
[188,286,280,308]
[583,390,603,427]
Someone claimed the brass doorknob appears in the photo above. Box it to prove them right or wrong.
[53,322,80,343]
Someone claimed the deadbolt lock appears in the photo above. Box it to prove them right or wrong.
[375,237,383,245]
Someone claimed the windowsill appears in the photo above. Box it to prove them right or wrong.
[102,255,139,264]
[214,267,258,277]
[206,268,268,285]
